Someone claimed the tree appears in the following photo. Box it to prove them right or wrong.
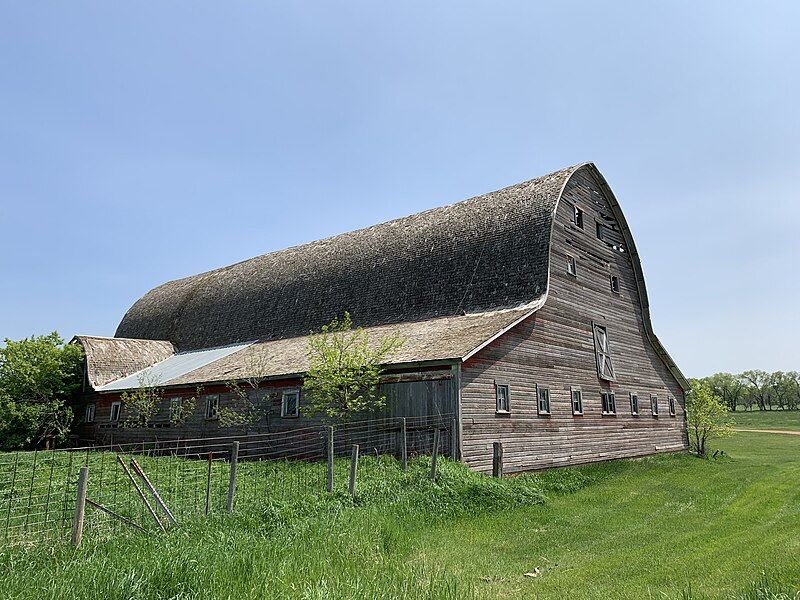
[222,353,272,427]
[705,372,745,412]
[303,312,404,422]
[685,380,734,457]
[768,372,794,410]
[0,333,84,449]
[741,370,771,411]
[120,372,163,428]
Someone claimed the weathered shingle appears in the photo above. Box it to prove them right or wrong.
[72,336,175,388]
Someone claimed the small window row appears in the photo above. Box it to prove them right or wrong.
[565,253,620,294]
[495,382,677,417]
[85,389,302,425]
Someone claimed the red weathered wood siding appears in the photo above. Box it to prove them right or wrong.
[460,170,687,473]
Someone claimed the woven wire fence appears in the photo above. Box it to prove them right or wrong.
[0,413,455,548]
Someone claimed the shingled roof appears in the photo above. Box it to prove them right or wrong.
[115,165,579,351]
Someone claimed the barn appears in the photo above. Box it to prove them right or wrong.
[72,162,688,473]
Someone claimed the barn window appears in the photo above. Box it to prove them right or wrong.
[596,222,605,240]
[650,395,659,417]
[571,387,583,415]
[537,385,551,415]
[281,389,300,418]
[169,397,183,422]
[110,401,121,423]
[567,255,577,276]
[84,403,95,424]
[630,393,639,415]
[610,275,620,294]
[592,323,616,381]
[204,395,219,420]
[573,205,584,229]
[669,397,676,416]
[601,391,616,415]
[495,382,510,414]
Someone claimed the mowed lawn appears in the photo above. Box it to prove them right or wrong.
[0,431,798,599]
[729,409,800,431]
[413,432,800,598]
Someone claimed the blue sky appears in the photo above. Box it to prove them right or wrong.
[1,2,798,377]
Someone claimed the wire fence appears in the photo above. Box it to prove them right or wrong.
[0,413,456,548]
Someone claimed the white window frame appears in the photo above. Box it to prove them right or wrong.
[495,382,510,414]
[610,274,620,294]
[281,389,300,418]
[669,397,676,416]
[571,387,583,415]
[537,385,551,415]
[592,323,616,381]
[110,401,121,423]
[84,403,96,424]
[567,255,577,277]
[630,393,639,416]
[204,394,219,420]
[650,395,659,417]
[573,205,584,229]
[601,391,616,415]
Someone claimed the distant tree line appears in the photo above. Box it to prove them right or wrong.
[694,371,800,412]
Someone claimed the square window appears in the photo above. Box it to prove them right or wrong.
[495,383,510,414]
[205,395,219,420]
[281,390,300,417]
[596,222,605,240]
[567,255,577,276]
[610,275,620,294]
[84,403,95,424]
[601,391,616,415]
[630,393,639,415]
[573,205,584,229]
[669,397,676,416]
[592,323,616,381]
[571,387,583,415]
[537,386,551,415]
[110,401,121,423]
[650,395,659,417]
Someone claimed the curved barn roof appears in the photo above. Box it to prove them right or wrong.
[116,165,579,350]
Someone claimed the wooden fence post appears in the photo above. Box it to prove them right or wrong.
[71,466,89,548]
[430,429,440,481]
[450,417,458,460]
[492,442,503,478]
[348,444,359,498]
[227,442,239,513]
[205,453,213,516]
[400,418,408,471]
[327,426,334,492]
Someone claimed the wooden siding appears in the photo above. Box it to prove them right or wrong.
[460,170,687,473]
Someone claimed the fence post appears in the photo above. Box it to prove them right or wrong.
[205,453,213,516]
[348,444,359,498]
[430,429,440,481]
[71,466,89,548]
[400,418,408,471]
[327,426,334,492]
[227,441,239,513]
[450,417,458,460]
[492,442,503,478]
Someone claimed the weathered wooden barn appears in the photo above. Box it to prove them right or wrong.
[72,162,688,473]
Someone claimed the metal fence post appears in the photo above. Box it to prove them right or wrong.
[492,442,503,478]
[400,418,408,471]
[205,453,213,516]
[227,441,239,513]
[327,426,334,492]
[430,429,440,481]
[348,444,359,498]
[71,466,89,548]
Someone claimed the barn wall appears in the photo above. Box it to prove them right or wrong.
[460,169,687,473]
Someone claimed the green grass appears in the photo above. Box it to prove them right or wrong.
[729,409,800,431]
[1,433,798,599]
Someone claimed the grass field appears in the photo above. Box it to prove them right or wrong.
[0,432,798,599]
[729,409,800,431]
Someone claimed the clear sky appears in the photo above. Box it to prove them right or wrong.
[1,2,798,378]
